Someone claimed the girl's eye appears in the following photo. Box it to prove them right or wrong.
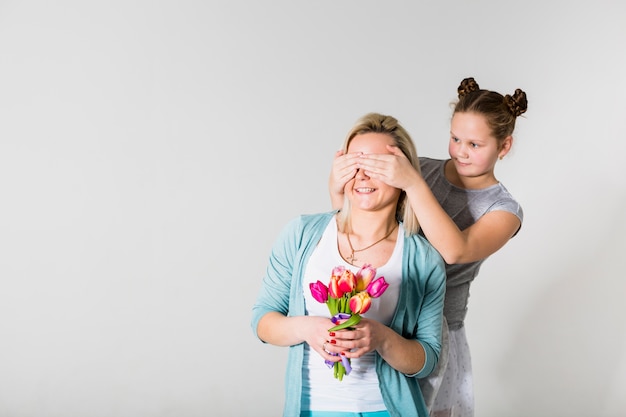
[471,143,479,148]
[451,136,459,143]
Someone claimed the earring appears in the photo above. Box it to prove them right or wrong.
[499,156,503,160]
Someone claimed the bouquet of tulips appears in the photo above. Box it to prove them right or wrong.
[309,264,389,381]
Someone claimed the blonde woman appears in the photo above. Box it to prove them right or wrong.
[252,113,446,417]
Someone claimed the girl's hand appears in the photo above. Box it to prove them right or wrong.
[357,145,421,191]
[329,150,361,209]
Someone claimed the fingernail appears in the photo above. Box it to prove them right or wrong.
[330,340,336,345]
[329,332,335,337]
[341,352,346,355]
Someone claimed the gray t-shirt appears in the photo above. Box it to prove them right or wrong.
[419,157,523,330]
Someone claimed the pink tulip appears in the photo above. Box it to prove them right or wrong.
[329,267,346,298]
[337,269,356,294]
[355,264,376,292]
[331,266,346,278]
[329,275,344,298]
[366,277,389,298]
[309,280,328,304]
[349,292,372,315]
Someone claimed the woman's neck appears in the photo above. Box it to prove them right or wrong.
[349,211,398,240]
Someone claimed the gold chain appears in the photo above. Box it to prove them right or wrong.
[346,224,397,264]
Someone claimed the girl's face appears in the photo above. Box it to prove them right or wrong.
[345,132,402,213]
[448,112,510,179]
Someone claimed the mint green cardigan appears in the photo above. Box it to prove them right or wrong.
[251,211,446,417]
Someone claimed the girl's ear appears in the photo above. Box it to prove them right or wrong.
[498,136,513,159]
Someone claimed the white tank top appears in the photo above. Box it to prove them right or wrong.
[301,216,404,412]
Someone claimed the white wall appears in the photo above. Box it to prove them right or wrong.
[1,1,624,416]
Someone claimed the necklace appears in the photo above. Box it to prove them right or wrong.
[345,224,397,264]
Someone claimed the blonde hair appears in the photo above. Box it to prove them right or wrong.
[336,112,421,236]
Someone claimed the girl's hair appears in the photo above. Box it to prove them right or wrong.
[336,112,421,236]
[455,77,528,143]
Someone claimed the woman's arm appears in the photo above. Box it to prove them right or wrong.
[252,214,342,363]
[257,312,342,363]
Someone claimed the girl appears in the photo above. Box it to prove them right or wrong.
[329,78,528,417]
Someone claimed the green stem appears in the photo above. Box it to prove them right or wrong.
[328,314,361,332]
[327,298,338,316]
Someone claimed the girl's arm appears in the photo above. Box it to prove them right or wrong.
[400,171,520,264]
[329,148,519,264]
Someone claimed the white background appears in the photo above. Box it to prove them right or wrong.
[1,1,625,416]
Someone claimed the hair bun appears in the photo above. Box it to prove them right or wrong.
[458,77,480,98]
[504,88,528,117]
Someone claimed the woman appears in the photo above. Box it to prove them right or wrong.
[329,78,528,417]
[252,113,447,417]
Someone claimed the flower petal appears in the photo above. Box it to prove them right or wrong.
[366,276,389,298]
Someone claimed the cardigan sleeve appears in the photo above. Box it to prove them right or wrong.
[251,212,335,342]
[377,232,446,382]
[412,245,446,378]
[250,216,301,341]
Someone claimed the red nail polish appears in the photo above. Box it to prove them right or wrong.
[330,340,336,345]
[341,352,346,355]
[329,332,335,337]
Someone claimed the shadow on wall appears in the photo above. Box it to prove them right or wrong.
[498,195,626,417]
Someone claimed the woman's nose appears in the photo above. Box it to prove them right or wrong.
[355,168,369,180]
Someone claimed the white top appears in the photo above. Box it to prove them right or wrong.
[301,217,404,412]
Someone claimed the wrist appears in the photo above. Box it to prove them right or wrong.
[403,173,426,194]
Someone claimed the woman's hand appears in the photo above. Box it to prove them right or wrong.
[324,317,426,375]
[324,318,386,359]
[301,316,343,363]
